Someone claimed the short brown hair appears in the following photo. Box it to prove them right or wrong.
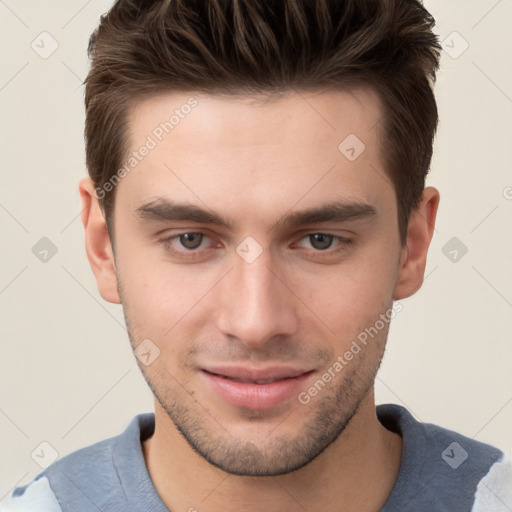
[85,0,441,244]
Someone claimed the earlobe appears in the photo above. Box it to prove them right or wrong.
[79,178,121,304]
[393,186,440,300]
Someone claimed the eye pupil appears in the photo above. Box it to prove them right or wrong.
[180,233,203,249]
[310,233,333,250]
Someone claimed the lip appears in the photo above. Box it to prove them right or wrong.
[200,366,314,410]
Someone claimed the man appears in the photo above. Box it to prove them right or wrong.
[3,0,510,510]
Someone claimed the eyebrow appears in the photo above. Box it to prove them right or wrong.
[135,198,377,231]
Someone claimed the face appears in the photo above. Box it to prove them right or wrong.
[109,88,404,476]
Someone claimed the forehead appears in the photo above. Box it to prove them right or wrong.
[116,88,394,227]
[127,87,383,154]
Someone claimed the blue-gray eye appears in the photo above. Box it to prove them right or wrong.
[309,233,333,250]
[179,233,204,249]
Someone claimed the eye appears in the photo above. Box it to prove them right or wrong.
[296,233,351,251]
[158,230,352,263]
[177,232,205,250]
[160,232,217,258]
[307,233,333,250]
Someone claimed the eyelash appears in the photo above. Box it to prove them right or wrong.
[159,232,352,260]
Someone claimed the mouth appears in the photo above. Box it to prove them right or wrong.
[200,366,315,410]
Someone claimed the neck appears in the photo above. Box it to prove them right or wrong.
[142,391,402,512]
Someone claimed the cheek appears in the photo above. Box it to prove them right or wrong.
[296,245,399,339]
[117,251,221,341]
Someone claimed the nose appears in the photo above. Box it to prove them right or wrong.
[215,246,299,349]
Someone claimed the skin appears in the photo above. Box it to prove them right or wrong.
[80,87,439,512]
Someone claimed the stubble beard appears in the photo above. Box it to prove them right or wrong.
[133,337,385,477]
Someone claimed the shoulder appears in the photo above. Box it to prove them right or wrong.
[0,436,117,512]
[1,413,155,512]
[0,473,61,512]
[377,404,511,511]
[378,403,504,468]
[472,450,512,511]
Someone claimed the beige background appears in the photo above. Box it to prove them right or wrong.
[1,0,511,498]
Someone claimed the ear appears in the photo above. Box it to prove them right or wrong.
[79,178,121,304]
[393,186,440,300]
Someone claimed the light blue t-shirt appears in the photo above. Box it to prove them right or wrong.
[2,404,511,511]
